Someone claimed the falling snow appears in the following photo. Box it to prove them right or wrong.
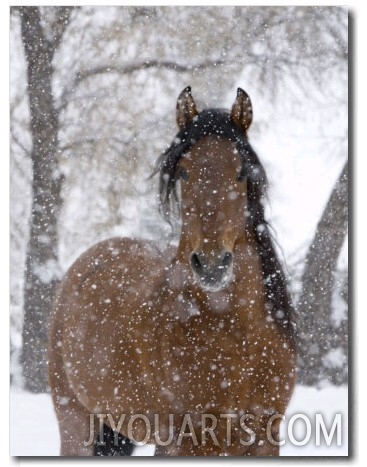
[10,5,348,458]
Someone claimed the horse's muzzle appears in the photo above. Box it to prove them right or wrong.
[190,249,234,291]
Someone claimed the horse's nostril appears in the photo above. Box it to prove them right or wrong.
[190,252,203,273]
[222,251,233,268]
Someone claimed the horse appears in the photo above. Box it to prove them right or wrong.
[48,86,296,456]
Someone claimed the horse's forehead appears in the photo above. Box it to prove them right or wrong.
[182,136,240,175]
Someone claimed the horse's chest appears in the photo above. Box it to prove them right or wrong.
[158,325,250,412]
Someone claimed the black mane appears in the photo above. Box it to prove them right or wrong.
[154,109,296,340]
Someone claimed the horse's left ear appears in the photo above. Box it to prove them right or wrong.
[230,88,253,133]
[176,86,199,129]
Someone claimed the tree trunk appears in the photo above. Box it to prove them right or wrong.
[297,161,348,386]
[19,7,70,392]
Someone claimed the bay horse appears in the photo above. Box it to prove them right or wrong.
[48,87,296,456]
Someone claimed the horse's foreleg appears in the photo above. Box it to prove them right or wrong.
[242,412,282,457]
[55,395,96,456]
[49,321,96,456]
[154,444,180,456]
[94,424,134,456]
[244,439,280,456]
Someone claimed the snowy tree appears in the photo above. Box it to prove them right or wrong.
[297,162,348,385]
[15,6,73,392]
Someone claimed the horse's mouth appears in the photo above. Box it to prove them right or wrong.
[192,264,234,292]
[189,249,234,292]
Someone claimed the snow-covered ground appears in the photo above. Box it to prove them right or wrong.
[10,384,347,457]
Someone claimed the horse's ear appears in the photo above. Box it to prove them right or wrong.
[176,86,198,129]
[230,88,253,133]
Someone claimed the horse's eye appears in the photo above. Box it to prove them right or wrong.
[179,168,189,181]
[236,169,246,182]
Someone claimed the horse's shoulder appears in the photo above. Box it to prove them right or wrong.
[90,237,176,263]
[65,237,176,284]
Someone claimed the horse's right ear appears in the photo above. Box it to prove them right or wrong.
[176,86,198,129]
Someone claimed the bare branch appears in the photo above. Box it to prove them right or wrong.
[59,138,100,153]
[58,59,227,110]
[49,7,75,59]
[57,48,340,112]
[11,130,31,158]
[59,135,136,158]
